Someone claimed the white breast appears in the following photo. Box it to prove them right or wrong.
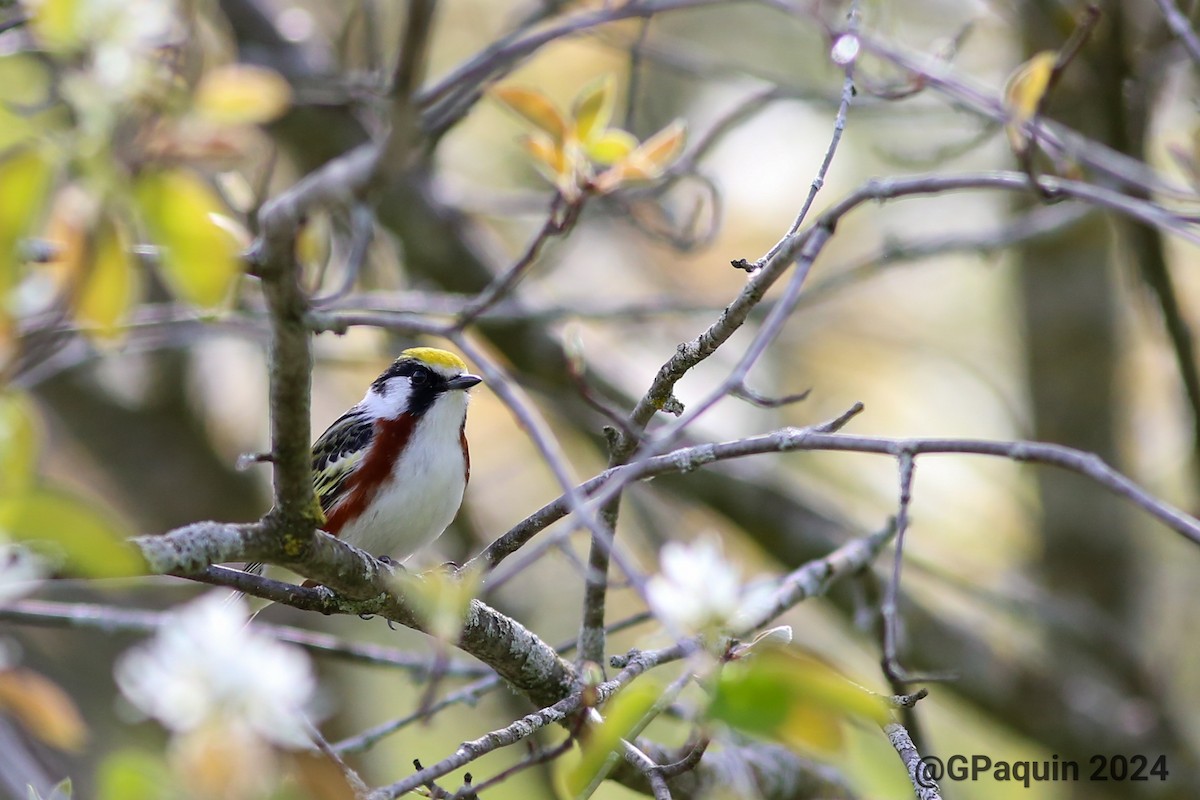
[336,391,469,561]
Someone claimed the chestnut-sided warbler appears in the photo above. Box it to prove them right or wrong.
[248,348,481,586]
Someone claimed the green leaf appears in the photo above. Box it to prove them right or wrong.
[558,679,661,799]
[0,487,142,578]
[0,55,58,152]
[709,647,888,753]
[97,749,172,800]
[0,148,54,292]
[134,169,242,308]
[0,392,40,495]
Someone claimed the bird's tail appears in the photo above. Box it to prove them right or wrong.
[223,562,263,604]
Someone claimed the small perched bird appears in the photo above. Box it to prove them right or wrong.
[247,348,482,590]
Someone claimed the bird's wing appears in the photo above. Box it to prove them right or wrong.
[311,409,375,515]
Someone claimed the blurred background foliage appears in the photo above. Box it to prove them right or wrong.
[1,0,1199,798]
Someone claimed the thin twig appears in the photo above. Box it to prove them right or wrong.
[453,197,581,329]
[312,205,376,306]
[750,17,859,270]
[623,742,672,800]
[471,421,1200,574]
[884,721,942,800]
[331,611,653,756]
[366,644,682,800]
[881,452,949,685]
[655,736,710,779]
[1156,0,1200,64]
[449,733,575,798]
[306,720,371,798]
[560,170,1200,539]
[624,18,653,130]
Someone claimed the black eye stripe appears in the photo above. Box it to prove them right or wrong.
[369,357,455,417]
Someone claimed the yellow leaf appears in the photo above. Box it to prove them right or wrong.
[1003,51,1056,151]
[494,85,568,144]
[557,679,661,799]
[0,668,87,751]
[584,129,638,166]
[522,132,573,192]
[591,161,650,195]
[193,64,293,126]
[571,75,616,143]
[134,169,242,308]
[0,391,41,495]
[294,210,331,273]
[0,487,142,578]
[77,214,138,339]
[26,0,83,53]
[0,55,58,152]
[0,148,54,291]
[628,119,687,176]
[591,120,686,194]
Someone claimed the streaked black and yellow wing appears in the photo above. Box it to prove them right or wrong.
[311,409,374,515]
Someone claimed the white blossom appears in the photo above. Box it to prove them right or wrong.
[115,593,316,749]
[647,536,771,636]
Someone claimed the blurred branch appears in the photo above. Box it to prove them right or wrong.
[0,598,490,677]
[1155,0,1200,64]
[311,204,376,306]
[798,202,1091,307]
[851,26,1198,199]
[453,197,582,329]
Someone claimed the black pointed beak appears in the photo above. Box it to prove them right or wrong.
[447,374,483,391]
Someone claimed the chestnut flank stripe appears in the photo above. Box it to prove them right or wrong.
[460,422,470,486]
[324,412,417,536]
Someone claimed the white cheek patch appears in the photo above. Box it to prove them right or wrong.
[359,377,411,418]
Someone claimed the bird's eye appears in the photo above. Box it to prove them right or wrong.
[411,368,429,386]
